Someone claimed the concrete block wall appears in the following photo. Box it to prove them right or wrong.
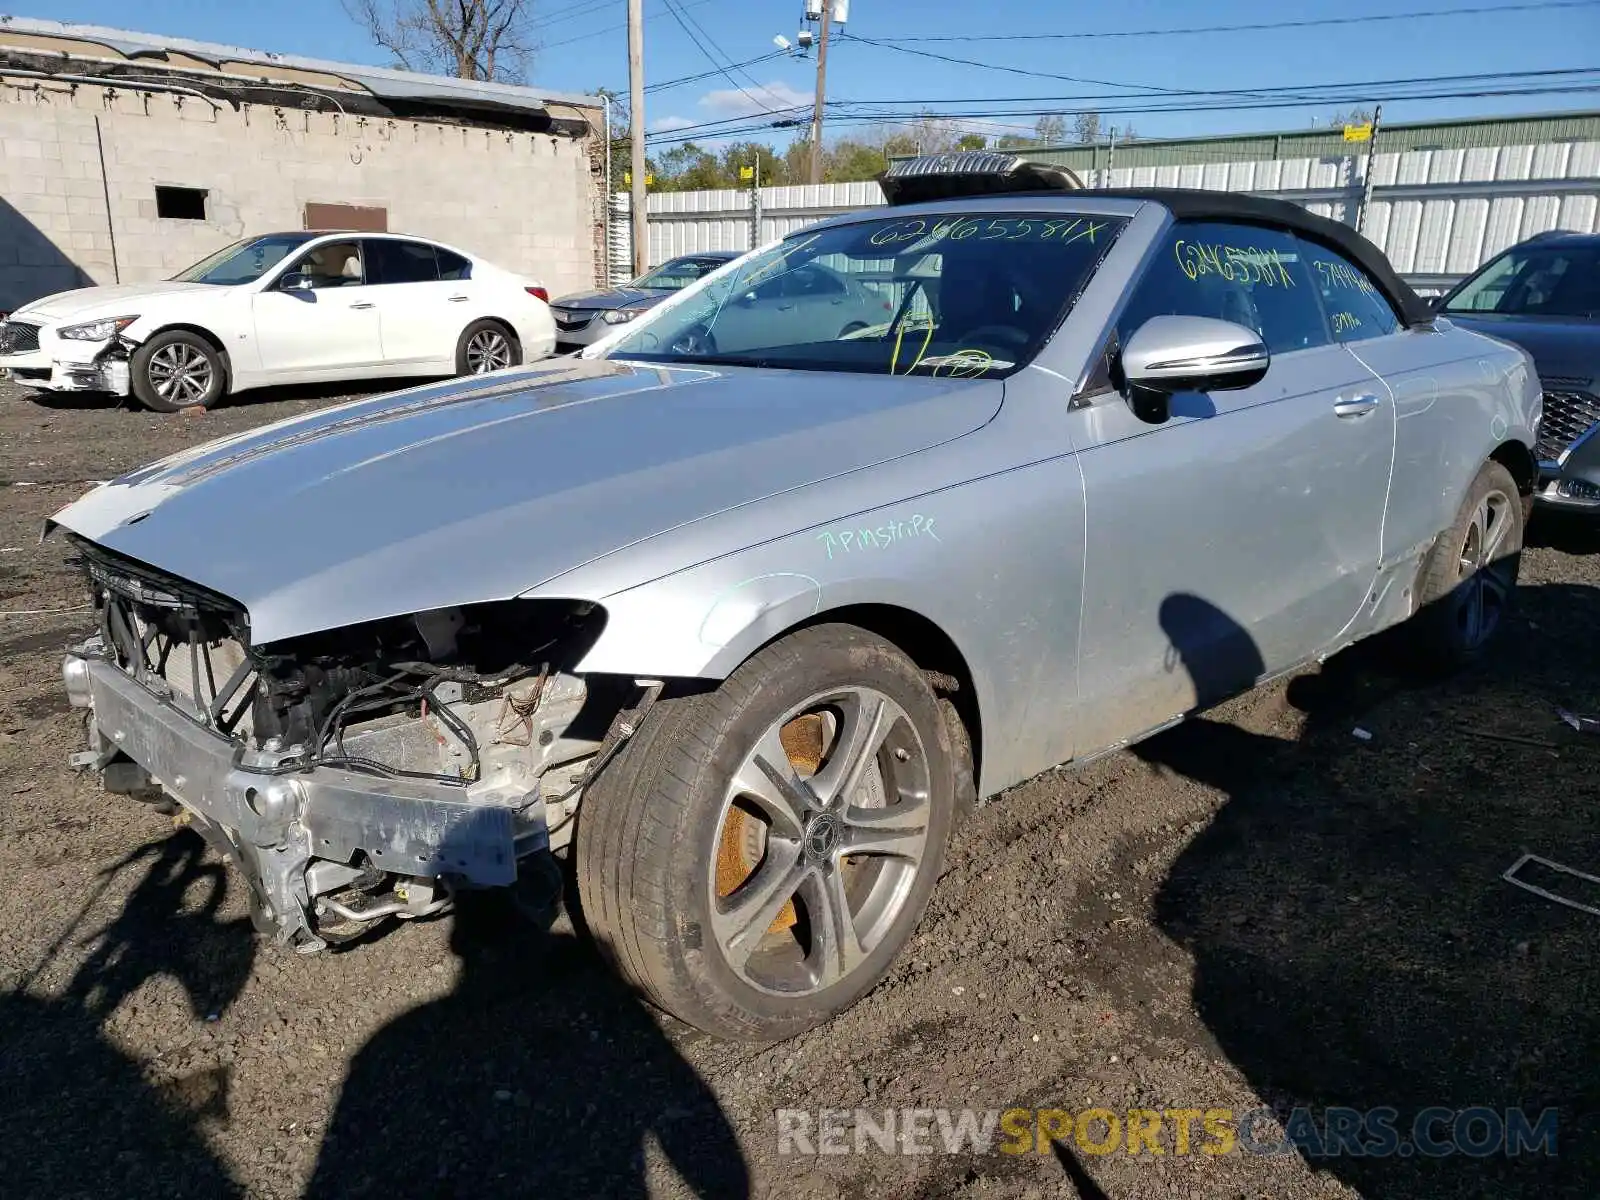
[0,79,603,311]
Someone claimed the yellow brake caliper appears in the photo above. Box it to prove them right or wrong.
[715,713,828,933]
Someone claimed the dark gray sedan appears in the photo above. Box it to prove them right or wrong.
[1435,230,1600,512]
[550,251,739,351]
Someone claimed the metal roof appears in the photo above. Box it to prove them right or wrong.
[1009,110,1600,172]
[0,15,601,113]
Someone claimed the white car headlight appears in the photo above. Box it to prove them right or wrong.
[58,315,139,342]
[602,308,643,325]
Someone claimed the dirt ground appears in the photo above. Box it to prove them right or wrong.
[1,379,1596,1200]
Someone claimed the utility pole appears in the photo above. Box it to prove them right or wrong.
[1354,103,1383,236]
[807,2,832,184]
[749,150,763,249]
[627,0,648,276]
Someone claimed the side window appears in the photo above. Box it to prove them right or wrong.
[436,248,472,281]
[750,272,788,302]
[789,265,845,297]
[1299,239,1400,341]
[287,240,364,288]
[366,239,442,285]
[1116,221,1329,356]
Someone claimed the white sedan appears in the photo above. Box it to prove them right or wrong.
[0,232,556,411]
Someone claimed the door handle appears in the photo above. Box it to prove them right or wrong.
[447,295,469,302]
[1334,393,1380,418]
[349,302,376,310]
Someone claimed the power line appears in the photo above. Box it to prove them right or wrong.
[641,73,1600,145]
[837,32,1344,104]
[831,65,1600,108]
[659,0,795,115]
[885,0,1600,42]
[540,0,717,50]
[643,51,786,94]
[641,64,1600,142]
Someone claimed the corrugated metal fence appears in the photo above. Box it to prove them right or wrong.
[621,138,1600,294]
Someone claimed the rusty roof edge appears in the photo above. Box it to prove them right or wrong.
[0,14,603,111]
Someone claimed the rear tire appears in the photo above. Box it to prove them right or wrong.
[1405,460,1523,673]
[456,319,521,375]
[130,330,226,412]
[575,624,959,1042]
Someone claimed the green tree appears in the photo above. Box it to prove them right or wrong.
[954,132,987,151]
[655,142,727,191]
[825,139,888,182]
[1034,114,1067,145]
[719,141,787,187]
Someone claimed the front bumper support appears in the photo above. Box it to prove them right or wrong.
[67,647,527,950]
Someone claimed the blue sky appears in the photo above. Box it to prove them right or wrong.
[25,0,1600,146]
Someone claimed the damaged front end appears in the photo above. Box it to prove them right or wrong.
[2,333,134,395]
[62,537,641,952]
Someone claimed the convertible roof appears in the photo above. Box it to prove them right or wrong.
[1073,187,1432,327]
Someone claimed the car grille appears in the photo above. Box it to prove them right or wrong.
[0,321,41,354]
[1536,387,1600,462]
[552,309,596,333]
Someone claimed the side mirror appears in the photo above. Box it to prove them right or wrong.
[279,272,315,292]
[1120,315,1270,423]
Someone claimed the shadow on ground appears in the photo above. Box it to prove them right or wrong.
[1139,582,1599,1199]
[306,886,750,1199]
[20,375,445,413]
[0,830,254,1197]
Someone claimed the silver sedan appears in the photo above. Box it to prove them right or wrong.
[49,153,1540,1041]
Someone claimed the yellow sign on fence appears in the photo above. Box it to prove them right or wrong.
[1343,123,1374,143]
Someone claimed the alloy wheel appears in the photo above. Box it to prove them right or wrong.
[146,343,214,405]
[1455,486,1517,649]
[709,685,932,997]
[465,328,513,373]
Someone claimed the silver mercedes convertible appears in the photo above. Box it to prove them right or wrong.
[47,153,1540,1041]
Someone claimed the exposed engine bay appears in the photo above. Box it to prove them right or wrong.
[65,536,651,949]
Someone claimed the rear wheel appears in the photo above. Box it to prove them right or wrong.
[575,624,961,1041]
[456,319,521,375]
[1405,460,1523,672]
[130,330,226,412]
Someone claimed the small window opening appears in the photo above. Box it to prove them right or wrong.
[156,186,208,220]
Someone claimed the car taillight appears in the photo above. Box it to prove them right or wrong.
[526,286,549,303]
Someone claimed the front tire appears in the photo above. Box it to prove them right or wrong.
[575,624,960,1042]
[1405,460,1523,672]
[130,330,226,412]
[456,319,521,375]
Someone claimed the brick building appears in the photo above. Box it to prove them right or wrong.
[0,18,609,311]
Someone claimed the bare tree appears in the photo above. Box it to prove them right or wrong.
[344,0,537,82]
[1072,111,1102,144]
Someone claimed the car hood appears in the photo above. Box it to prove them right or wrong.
[1445,313,1597,387]
[49,357,1001,645]
[11,282,224,325]
[550,287,665,312]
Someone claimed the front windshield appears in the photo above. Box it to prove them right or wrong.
[633,257,728,291]
[1444,242,1600,318]
[604,211,1128,377]
[171,233,318,286]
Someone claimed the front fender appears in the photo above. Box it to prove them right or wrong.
[571,515,956,681]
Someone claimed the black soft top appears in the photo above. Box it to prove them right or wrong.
[1089,187,1432,327]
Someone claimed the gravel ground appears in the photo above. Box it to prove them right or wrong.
[1,378,1596,1200]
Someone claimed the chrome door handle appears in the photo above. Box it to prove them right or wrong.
[349,302,376,310]
[1334,393,1380,418]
